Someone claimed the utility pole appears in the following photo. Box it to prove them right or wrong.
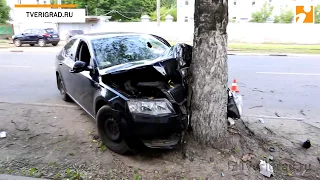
[156,0,160,26]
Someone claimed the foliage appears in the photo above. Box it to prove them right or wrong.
[149,6,177,21]
[315,5,320,24]
[273,8,294,23]
[250,2,274,23]
[55,0,177,21]
[0,0,10,24]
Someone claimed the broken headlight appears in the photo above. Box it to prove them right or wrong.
[127,98,175,116]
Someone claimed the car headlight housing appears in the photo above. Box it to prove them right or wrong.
[127,98,175,116]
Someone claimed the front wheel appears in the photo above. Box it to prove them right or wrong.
[57,74,72,102]
[29,44,35,46]
[96,106,131,155]
[52,43,58,46]
[14,39,21,47]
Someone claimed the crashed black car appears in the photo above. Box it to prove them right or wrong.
[55,32,239,154]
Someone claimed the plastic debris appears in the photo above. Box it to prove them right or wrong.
[228,118,235,126]
[268,156,274,161]
[221,172,225,177]
[259,160,274,177]
[259,118,264,123]
[268,147,276,152]
[0,131,6,138]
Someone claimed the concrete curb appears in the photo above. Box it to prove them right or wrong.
[0,174,49,180]
[228,52,320,57]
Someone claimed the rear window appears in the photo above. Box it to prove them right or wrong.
[45,28,57,33]
[70,30,84,34]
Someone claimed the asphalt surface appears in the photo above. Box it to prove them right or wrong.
[0,51,319,128]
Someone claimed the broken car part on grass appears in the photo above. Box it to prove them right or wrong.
[55,32,242,155]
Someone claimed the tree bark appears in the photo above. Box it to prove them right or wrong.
[189,0,228,148]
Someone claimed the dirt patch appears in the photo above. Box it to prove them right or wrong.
[0,102,319,179]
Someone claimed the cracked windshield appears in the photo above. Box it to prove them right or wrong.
[0,0,319,179]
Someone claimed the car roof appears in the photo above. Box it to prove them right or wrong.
[74,32,155,41]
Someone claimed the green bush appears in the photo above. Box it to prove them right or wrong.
[149,7,177,21]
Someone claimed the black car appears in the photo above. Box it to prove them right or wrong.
[55,32,194,154]
[65,30,84,41]
[12,28,60,47]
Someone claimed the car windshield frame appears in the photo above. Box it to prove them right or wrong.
[91,34,170,70]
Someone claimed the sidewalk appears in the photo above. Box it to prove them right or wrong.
[0,174,48,180]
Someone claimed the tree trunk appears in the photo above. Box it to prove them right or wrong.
[189,0,229,148]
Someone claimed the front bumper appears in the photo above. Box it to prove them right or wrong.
[130,113,186,148]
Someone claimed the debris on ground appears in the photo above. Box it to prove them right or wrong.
[259,160,274,177]
[228,118,235,126]
[267,156,273,161]
[302,140,311,149]
[241,154,253,162]
[300,109,306,116]
[0,131,6,138]
[268,147,276,152]
[317,157,320,164]
[275,112,280,117]
[259,118,264,123]
[249,105,263,109]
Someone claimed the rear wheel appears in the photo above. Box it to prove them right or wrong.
[14,39,21,47]
[52,43,58,46]
[29,44,35,46]
[57,74,72,102]
[96,106,131,155]
[38,39,46,47]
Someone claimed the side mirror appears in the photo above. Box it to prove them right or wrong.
[69,61,93,73]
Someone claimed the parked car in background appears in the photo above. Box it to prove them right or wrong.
[12,28,60,47]
[65,30,84,41]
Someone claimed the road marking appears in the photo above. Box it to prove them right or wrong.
[0,65,30,68]
[0,101,78,109]
[256,72,320,76]
[243,115,305,121]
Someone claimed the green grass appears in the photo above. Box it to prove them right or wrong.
[169,42,320,54]
[228,43,320,54]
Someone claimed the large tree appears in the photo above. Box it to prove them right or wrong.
[0,0,10,24]
[189,0,229,148]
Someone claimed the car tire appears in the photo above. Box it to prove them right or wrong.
[14,39,21,47]
[52,43,58,46]
[57,74,72,102]
[96,105,131,155]
[38,39,46,47]
[29,44,35,46]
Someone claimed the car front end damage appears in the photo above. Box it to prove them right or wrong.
[101,43,193,149]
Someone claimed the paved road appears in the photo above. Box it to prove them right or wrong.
[1,52,319,128]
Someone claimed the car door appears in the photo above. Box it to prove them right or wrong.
[20,29,32,43]
[58,38,80,99]
[70,40,100,116]
[30,29,42,43]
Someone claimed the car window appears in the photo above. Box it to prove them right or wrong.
[63,38,78,58]
[45,28,57,34]
[23,29,32,34]
[32,29,42,34]
[91,35,170,69]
